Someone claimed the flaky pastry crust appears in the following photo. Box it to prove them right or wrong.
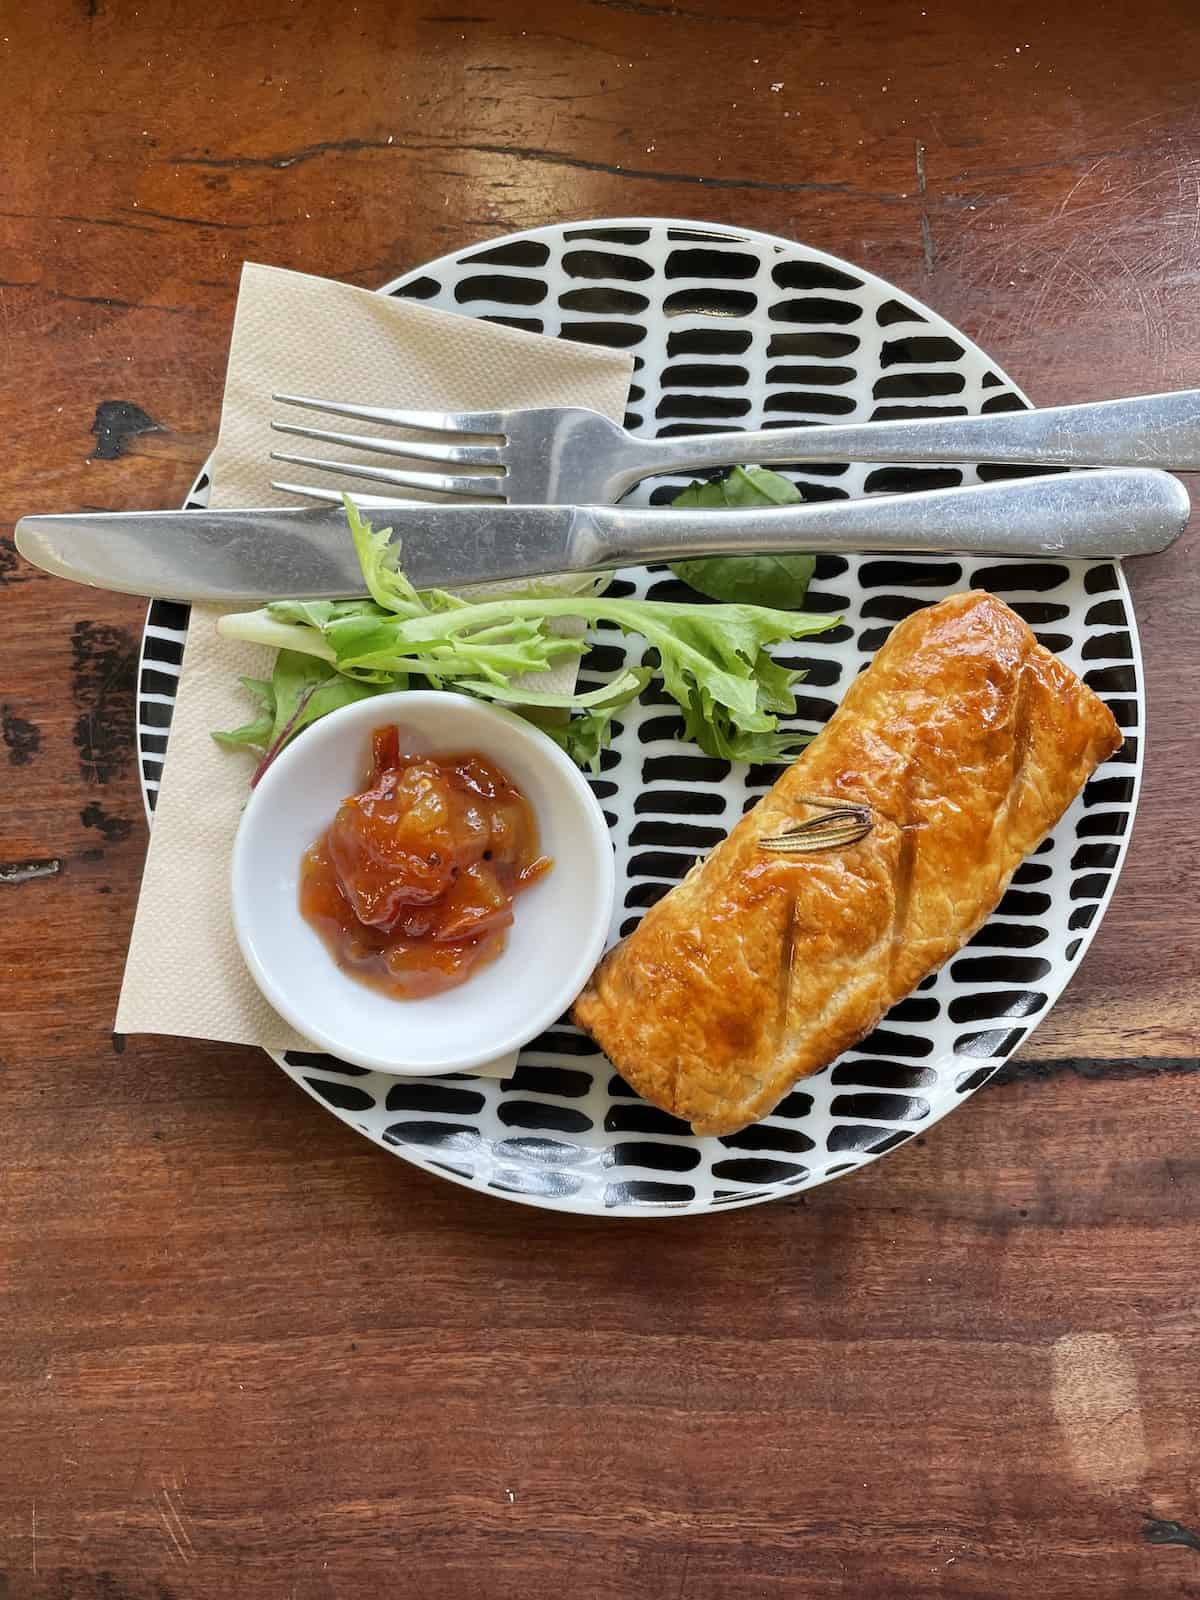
[573,591,1121,1135]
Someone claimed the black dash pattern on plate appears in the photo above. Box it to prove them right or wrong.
[304,1078,375,1113]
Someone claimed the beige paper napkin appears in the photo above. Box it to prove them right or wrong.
[116,263,634,1054]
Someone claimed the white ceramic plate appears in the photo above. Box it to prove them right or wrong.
[137,217,1142,1216]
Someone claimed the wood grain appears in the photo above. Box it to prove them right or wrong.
[1,1,1197,1596]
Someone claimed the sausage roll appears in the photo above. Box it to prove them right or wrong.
[573,590,1121,1136]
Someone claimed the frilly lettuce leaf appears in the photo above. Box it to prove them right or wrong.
[213,649,393,784]
[215,499,839,776]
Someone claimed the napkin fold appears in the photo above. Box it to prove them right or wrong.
[116,263,634,1054]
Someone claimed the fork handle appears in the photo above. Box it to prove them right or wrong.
[581,468,1188,566]
[624,388,1200,484]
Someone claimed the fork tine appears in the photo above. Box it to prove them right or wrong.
[271,480,449,509]
[269,450,506,500]
[271,419,504,468]
[273,392,504,437]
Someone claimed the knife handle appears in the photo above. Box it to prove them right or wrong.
[629,387,1200,477]
[582,468,1189,566]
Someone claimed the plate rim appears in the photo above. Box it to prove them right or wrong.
[135,213,1145,1217]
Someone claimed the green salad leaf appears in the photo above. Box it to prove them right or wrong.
[214,650,392,785]
[669,465,816,609]
[468,668,654,771]
[214,498,839,776]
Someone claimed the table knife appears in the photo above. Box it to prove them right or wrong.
[14,468,1189,603]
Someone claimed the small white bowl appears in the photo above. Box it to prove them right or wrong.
[231,690,615,1075]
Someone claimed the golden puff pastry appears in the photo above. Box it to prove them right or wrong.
[573,590,1121,1136]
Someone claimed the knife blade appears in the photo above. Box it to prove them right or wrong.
[15,502,597,602]
[14,468,1189,603]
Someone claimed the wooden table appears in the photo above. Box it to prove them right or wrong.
[2,2,1197,1595]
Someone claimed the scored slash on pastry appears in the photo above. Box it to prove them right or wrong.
[757,794,875,854]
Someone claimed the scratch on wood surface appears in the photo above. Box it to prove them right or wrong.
[1055,153,1112,218]
[919,211,936,262]
[43,289,200,316]
[581,0,792,22]
[158,1476,195,1565]
[947,140,1162,184]
[169,136,856,196]
[31,1501,36,1573]
[0,207,158,234]
[1100,238,1164,360]
[915,140,935,274]
[123,205,289,232]
[170,135,401,169]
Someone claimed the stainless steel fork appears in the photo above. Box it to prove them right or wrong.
[268,387,1200,507]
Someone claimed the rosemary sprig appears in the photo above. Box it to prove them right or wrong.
[758,794,874,854]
